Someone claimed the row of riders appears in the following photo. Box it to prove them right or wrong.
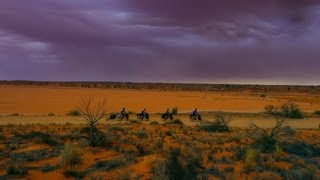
[109,108,202,121]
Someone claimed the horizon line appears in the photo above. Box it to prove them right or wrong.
[1,79,319,87]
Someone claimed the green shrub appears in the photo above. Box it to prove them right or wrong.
[284,167,316,180]
[59,144,83,171]
[243,149,258,172]
[280,103,304,119]
[253,135,277,153]
[265,102,304,119]
[251,119,286,153]
[134,130,149,139]
[6,164,28,176]
[314,110,320,116]
[90,155,134,171]
[281,141,320,157]
[163,149,184,179]
[151,148,201,179]
[274,144,283,161]
[67,110,81,116]
[172,107,178,115]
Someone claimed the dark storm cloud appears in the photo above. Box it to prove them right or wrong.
[0,0,320,84]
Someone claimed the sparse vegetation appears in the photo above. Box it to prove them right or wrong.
[6,164,29,177]
[172,107,178,115]
[281,102,304,119]
[281,141,320,157]
[199,114,232,132]
[89,155,134,172]
[9,113,20,116]
[151,147,203,179]
[59,143,83,172]
[265,103,304,119]
[166,119,184,125]
[251,118,287,152]
[264,105,278,115]
[1,82,320,179]
[78,96,108,147]
[67,110,81,116]
[265,102,304,119]
[243,149,258,172]
[314,110,320,116]
[0,121,319,179]
[49,113,56,116]
[134,129,149,139]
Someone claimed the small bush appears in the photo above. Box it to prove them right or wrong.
[264,105,279,115]
[314,110,320,116]
[234,147,247,161]
[253,135,277,153]
[48,113,55,116]
[10,113,20,116]
[281,141,320,157]
[165,130,172,136]
[6,164,28,176]
[251,119,287,153]
[67,110,81,116]
[151,148,201,179]
[163,149,184,179]
[134,130,149,139]
[108,125,124,132]
[287,108,303,119]
[150,121,159,125]
[129,120,141,124]
[40,164,58,173]
[172,107,178,115]
[282,126,296,136]
[265,103,304,119]
[166,119,184,125]
[90,155,134,171]
[243,149,258,172]
[284,167,316,180]
[63,170,86,178]
[199,115,232,133]
[38,134,59,146]
[59,144,83,171]
[274,144,283,161]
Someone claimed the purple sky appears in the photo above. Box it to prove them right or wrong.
[0,0,320,85]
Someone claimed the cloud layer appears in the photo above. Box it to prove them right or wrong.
[0,0,320,84]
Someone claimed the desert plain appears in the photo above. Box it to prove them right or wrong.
[0,82,319,179]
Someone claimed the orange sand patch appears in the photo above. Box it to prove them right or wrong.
[130,154,158,177]
[1,85,320,115]
[273,161,291,170]
[27,170,68,180]
[80,147,119,169]
[13,144,52,153]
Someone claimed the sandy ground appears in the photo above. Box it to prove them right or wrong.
[1,85,319,128]
[0,85,320,115]
[0,115,319,129]
[0,85,319,179]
